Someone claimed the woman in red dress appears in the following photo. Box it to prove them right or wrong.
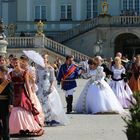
[129,54,140,93]
[9,57,44,136]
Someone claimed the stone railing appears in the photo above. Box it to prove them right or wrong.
[7,37,34,48]
[6,37,90,62]
[110,16,140,25]
[55,16,140,43]
[55,18,98,42]
[44,37,90,62]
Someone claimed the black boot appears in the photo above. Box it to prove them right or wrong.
[65,96,69,113]
[66,95,73,114]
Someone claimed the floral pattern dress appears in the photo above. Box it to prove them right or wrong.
[37,66,69,125]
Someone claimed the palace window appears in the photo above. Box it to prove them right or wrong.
[135,0,139,15]
[60,5,72,20]
[87,0,98,19]
[87,0,91,19]
[35,6,46,21]
[122,0,139,15]
[123,0,127,10]
[129,0,133,10]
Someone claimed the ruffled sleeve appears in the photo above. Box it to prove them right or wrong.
[95,66,105,80]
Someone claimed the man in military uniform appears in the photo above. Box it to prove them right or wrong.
[57,55,79,114]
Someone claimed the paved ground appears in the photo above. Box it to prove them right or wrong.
[11,79,128,140]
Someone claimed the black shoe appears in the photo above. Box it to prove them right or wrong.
[50,120,60,126]
[66,110,72,114]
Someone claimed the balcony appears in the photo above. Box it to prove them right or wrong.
[110,16,140,26]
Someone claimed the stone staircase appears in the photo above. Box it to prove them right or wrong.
[6,36,91,62]
[54,15,140,44]
[54,18,98,43]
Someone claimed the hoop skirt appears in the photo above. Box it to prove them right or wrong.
[37,66,69,125]
[75,66,125,114]
[110,66,135,108]
[9,71,43,135]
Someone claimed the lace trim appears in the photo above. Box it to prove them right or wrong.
[82,82,90,113]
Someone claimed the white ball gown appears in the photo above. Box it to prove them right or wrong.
[109,65,135,108]
[37,66,69,125]
[75,66,125,114]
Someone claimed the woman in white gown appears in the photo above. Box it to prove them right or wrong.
[109,57,135,108]
[75,59,125,114]
[36,53,69,126]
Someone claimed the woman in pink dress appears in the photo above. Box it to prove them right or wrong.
[9,57,44,136]
[20,55,44,126]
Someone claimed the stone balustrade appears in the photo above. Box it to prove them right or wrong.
[110,16,140,25]
[7,37,34,47]
[55,16,140,42]
[6,36,90,62]
[55,18,99,43]
[44,37,90,62]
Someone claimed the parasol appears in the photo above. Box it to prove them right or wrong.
[23,50,45,67]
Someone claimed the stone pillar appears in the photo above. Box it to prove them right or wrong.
[121,0,123,11]
[26,0,31,30]
[98,14,111,26]
[51,0,56,21]
[34,35,45,48]
[76,0,81,20]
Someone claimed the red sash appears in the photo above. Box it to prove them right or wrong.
[61,65,76,88]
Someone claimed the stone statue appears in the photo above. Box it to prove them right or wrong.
[101,0,109,15]
[0,18,6,40]
[0,17,8,54]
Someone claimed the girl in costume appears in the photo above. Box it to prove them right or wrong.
[9,57,44,136]
[75,58,125,114]
[37,54,69,126]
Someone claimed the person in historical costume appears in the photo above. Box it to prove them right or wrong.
[9,57,44,136]
[0,55,14,74]
[78,57,89,73]
[20,55,44,126]
[0,55,6,66]
[94,56,112,83]
[129,54,140,93]
[0,66,13,140]
[37,53,69,126]
[110,57,135,109]
[57,55,79,114]
[75,59,125,114]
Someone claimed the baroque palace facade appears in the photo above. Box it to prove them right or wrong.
[0,0,140,58]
